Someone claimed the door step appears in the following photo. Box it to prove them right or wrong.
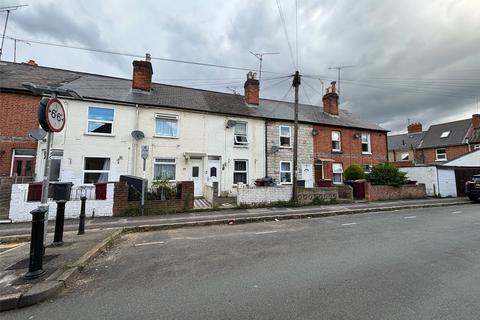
[194,198,212,209]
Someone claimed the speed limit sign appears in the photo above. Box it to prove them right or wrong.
[38,98,66,132]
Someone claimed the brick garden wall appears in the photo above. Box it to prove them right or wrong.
[112,181,194,216]
[365,183,427,201]
[0,92,40,176]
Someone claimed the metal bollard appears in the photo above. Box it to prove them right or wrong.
[78,196,86,235]
[25,207,47,280]
[53,200,66,245]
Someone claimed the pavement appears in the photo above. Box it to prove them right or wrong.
[0,197,470,240]
[2,203,479,319]
[0,229,121,311]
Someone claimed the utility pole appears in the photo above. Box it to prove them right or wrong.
[292,70,301,202]
[328,65,355,99]
[0,4,28,61]
[249,51,280,84]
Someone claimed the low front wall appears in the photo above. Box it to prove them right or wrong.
[9,183,114,222]
[296,187,338,204]
[204,182,237,207]
[365,183,427,201]
[237,186,292,205]
[335,184,354,200]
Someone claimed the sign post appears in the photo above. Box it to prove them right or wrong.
[37,96,66,248]
[141,145,149,216]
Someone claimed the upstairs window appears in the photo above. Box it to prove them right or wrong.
[279,126,291,147]
[234,122,249,146]
[440,131,450,138]
[436,148,447,161]
[155,114,178,137]
[87,107,114,134]
[361,133,371,154]
[332,131,341,152]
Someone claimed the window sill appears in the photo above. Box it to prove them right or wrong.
[280,146,292,149]
[279,182,292,185]
[435,159,447,162]
[362,152,372,155]
[84,132,115,137]
[153,135,178,139]
[234,145,249,148]
[332,150,342,153]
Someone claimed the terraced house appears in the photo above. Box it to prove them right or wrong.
[0,57,387,202]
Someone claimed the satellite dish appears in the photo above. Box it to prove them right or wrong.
[311,128,319,136]
[28,128,47,141]
[271,145,279,153]
[131,130,145,140]
[226,120,237,128]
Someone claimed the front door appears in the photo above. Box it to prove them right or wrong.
[207,159,221,186]
[190,158,203,197]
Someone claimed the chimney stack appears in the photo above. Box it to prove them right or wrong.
[473,114,480,130]
[244,71,259,105]
[322,81,339,115]
[408,122,423,134]
[132,53,153,91]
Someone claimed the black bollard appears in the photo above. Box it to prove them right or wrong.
[53,200,66,245]
[25,207,47,280]
[78,196,86,235]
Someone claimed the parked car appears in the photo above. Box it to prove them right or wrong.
[465,174,480,201]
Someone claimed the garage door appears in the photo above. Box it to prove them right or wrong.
[438,168,457,197]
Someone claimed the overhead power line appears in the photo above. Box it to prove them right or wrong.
[275,0,296,71]
[0,35,290,75]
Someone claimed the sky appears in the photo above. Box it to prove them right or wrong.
[1,0,480,134]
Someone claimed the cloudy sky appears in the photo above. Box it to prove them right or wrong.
[2,0,480,133]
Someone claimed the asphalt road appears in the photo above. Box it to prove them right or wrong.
[4,204,480,320]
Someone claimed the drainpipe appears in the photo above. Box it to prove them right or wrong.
[265,119,268,177]
[132,104,140,176]
[466,137,471,152]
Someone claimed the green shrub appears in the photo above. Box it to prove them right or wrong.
[366,163,407,186]
[344,164,366,181]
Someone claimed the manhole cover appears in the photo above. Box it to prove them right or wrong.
[6,254,60,270]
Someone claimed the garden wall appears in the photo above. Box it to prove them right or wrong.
[237,186,343,205]
[365,183,427,201]
[204,182,236,207]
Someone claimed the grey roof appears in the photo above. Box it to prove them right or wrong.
[420,118,472,149]
[0,62,386,131]
[388,132,424,151]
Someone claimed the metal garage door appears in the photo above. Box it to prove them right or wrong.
[438,168,457,197]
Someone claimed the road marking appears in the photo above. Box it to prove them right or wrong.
[404,216,416,219]
[341,222,357,226]
[0,242,27,256]
[134,241,165,247]
[255,231,278,235]
[451,211,462,214]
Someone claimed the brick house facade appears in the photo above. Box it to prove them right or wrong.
[0,91,40,177]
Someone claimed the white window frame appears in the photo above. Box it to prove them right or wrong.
[401,152,410,161]
[49,149,64,182]
[361,133,372,154]
[10,149,35,176]
[332,131,341,152]
[83,157,110,184]
[279,125,292,148]
[153,158,176,181]
[279,161,293,184]
[234,121,249,146]
[362,164,371,173]
[435,148,447,161]
[154,114,179,138]
[474,144,480,150]
[332,163,344,184]
[86,106,115,135]
[233,159,248,185]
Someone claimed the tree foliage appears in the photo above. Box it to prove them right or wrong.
[366,163,407,186]
[344,164,366,181]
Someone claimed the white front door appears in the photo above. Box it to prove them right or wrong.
[207,159,221,186]
[190,158,203,197]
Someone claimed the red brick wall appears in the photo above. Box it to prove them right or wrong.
[421,145,469,164]
[365,183,427,201]
[313,125,387,180]
[0,92,41,176]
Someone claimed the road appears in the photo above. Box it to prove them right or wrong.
[3,204,480,320]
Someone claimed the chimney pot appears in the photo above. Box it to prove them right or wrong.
[473,114,480,130]
[244,71,259,105]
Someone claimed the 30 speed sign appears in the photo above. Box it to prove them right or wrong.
[38,97,66,132]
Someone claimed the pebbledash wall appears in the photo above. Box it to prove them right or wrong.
[236,186,341,205]
[9,183,114,222]
[265,120,314,184]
